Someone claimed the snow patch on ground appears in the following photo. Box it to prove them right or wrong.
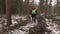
[45,18,60,34]
[10,15,38,34]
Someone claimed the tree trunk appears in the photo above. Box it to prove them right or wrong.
[45,0,48,17]
[5,0,12,26]
[48,0,52,16]
[57,0,60,15]
[39,0,44,13]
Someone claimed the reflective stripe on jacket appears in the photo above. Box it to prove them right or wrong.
[32,9,37,14]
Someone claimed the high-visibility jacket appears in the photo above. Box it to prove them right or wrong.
[32,9,37,14]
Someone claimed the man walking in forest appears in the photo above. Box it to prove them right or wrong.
[30,8,37,23]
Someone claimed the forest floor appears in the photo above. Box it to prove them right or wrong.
[0,14,60,34]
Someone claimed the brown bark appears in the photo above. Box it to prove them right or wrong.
[5,0,12,26]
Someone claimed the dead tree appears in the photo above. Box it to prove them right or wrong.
[5,0,12,26]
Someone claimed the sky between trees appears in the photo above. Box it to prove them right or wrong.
[23,0,57,6]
